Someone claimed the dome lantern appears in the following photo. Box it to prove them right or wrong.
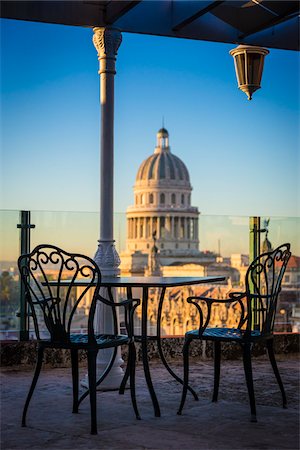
[156,127,169,151]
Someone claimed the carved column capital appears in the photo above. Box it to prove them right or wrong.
[94,240,121,277]
[93,27,122,61]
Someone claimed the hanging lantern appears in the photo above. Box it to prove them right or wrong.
[230,45,269,100]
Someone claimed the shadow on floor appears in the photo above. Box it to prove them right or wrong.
[1,354,299,450]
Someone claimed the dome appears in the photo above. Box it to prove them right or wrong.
[135,129,190,186]
[157,127,169,136]
[136,152,190,185]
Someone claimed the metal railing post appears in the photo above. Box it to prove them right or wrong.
[17,211,35,341]
[249,216,261,330]
[249,216,261,265]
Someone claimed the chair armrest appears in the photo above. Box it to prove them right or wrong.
[186,294,247,334]
[97,294,140,308]
[249,293,272,299]
[228,291,247,300]
[187,295,244,305]
[96,294,140,338]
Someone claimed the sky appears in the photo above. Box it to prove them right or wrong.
[0,18,299,258]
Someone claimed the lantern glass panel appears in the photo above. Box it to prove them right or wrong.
[247,53,262,85]
[235,53,246,86]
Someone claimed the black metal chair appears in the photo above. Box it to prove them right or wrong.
[177,243,291,422]
[18,244,140,435]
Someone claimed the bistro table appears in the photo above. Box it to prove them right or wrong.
[98,276,226,416]
[57,276,226,416]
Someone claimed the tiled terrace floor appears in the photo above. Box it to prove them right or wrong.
[1,354,299,450]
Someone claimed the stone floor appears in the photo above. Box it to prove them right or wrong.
[1,354,299,450]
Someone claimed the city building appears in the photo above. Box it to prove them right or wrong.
[120,128,217,276]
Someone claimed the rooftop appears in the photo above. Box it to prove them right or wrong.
[2,354,299,449]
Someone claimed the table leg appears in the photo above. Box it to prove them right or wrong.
[119,286,132,394]
[156,288,198,401]
[142,286,161,417]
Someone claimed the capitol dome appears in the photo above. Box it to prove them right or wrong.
[135,128,191,188]
[122,126,200,276]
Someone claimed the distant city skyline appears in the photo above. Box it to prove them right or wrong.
[1,209,298,263]
[0,18,299,261]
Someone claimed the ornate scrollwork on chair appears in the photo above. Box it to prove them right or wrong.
[177,243,291,422]
[18,244,140,435]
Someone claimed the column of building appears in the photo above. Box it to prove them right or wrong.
[86,27,123,390]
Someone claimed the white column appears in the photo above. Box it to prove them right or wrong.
[137,217,140,238]
[82,27,124,391]
[166,215,171,238]
[175,217,178,238]
[128,218,131,239]
[130,218,133,239]
[93,27,122,274]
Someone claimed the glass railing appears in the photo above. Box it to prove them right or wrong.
[0,210,21,339]
[0,210,299,339]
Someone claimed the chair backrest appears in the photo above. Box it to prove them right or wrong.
[18,244,101,344]
[245,243,291,334]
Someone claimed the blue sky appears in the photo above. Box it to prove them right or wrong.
[1,18,299,217]
[0,18,299,259]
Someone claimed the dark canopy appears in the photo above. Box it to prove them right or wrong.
[1,1,299,51]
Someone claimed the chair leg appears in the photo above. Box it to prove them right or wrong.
[128,342,141,420]
[71,349,79,413]
[22,345,44,427]
[119,354,130,395]
[242,343,257,422]
[212,341,221,402]
[266,339,287,408]
[177,338,192,415]
[87,350,98,435]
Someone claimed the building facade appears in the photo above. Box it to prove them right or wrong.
[120,128,217,275]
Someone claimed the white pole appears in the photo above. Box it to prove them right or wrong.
[93,27,122,273]
[82,27,123,390]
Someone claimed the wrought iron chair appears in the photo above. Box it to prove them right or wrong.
[18,244,140,435]
[177,243,291,422]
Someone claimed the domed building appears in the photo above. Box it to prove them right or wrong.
[120,128,215,275]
